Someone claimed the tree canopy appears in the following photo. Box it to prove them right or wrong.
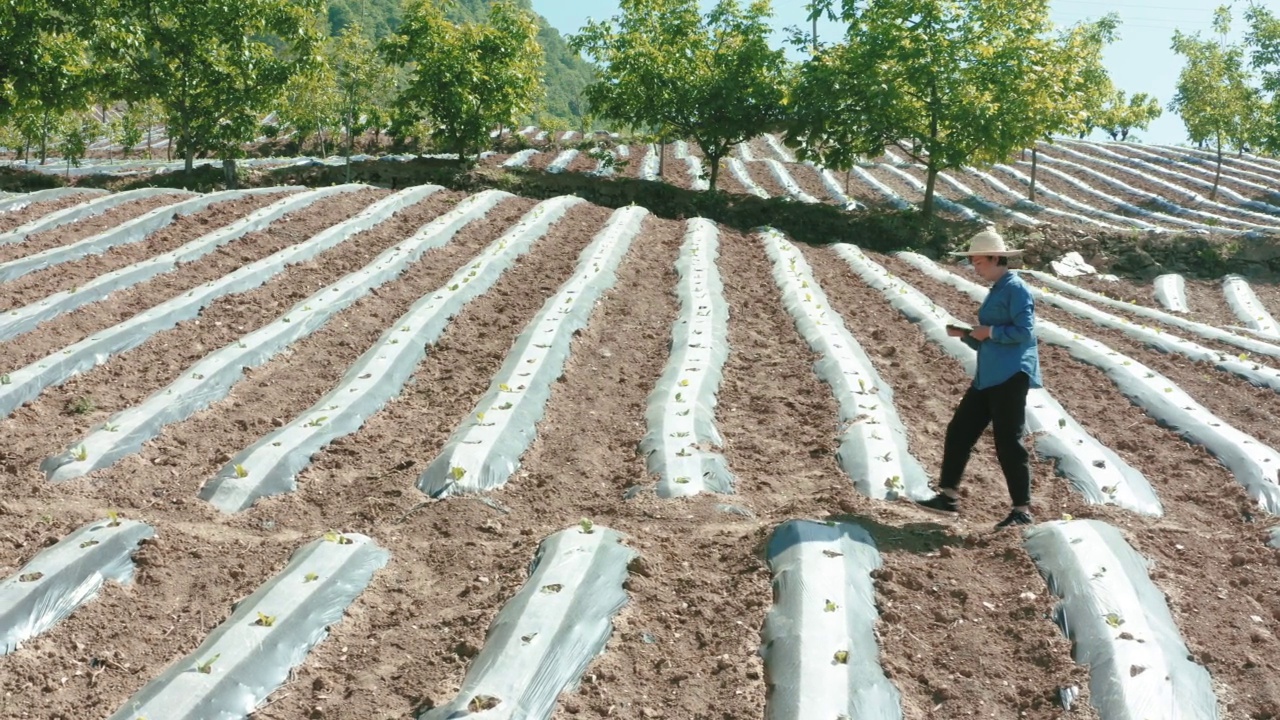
[382,0,544,164]
[571,0,789,191]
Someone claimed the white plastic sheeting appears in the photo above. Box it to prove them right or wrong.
[1039,145,1278,230]
[502,149,539,168]
[107,532,388,720]
[726,157,769,198]
[640,144,661,181]
[546,149,579,174]
[916,252,1280,513]
[932,170,1040,226]
[875,164,982,221]
[851,166,913,210]
[760,229,930,501]
[0,183,381,420]
[737,141,757,162]
[0,187,190,247]
[41,185,452,483]
[0,188,291,284]
[764,159,819,203]
[419,206,648,496]
[1059,141,1280,218]
[1222,275,1280,338]
[0,186,356,342]
[683,156,709,191]
[199,192,572,513]
[845,248,1162,515]
[1024,519,1218,719]
[0,187,105,213]
[760,519,902,720]
[1270,526,1280,549]
[1025,270,1280,362]
[763,133,796,162]
[1029,280,1280,394]
[420,525,634,720]
[1153,274,1189,314]
[966,166,1125,231]
[992,164,1163,231]
[1014,162,1212,233]
[809,165,861,211]
[638,218,733,498]
[0,518,153,655]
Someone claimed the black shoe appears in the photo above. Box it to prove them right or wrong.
[914,493,959,515]
[995,509,1034,528]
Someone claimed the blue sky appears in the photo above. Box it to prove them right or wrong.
[530,0,1277,147]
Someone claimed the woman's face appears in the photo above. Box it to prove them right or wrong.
[970,255,1003,282]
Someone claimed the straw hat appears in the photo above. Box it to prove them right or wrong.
[949,229,1023,257]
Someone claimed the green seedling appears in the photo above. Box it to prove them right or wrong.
[833,650,849,665]
[305,416,328,427]
[824,599,838,612]
[499,383,512,392]
[579,518,594,534]
[676,409,691,417]
[282,317,291,323]
[450,466,466,481]
[1058,418,1067,429]
[304,572,319,583]
[67,396,96,415]
[1105,613,1124,628]
[195,654,221,674]
[255,612,276,627]
[234,464,248,479]
[103,423,119,432]
[674,477,691,484]
[71,445,88,462]
[885,476,903,490]
[671,431,690,438]
[1163,387,1173,393]
[497,402,513,411]
[0,374,10,385]
[80,539,99,549]
[448,284,459,291]
[323,530,353,545]
[674,392,685,402]
[191,372,204,380]
[679,379,689,387]
[468,696,501,712]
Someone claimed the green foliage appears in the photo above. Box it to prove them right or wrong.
[1097,90,1163,142]
[382,0,544,164]
[1170,5,1256,198]
[279,62,340,156]
[788,0,1060,223]
[572,0,788,191]
[99,0,326,171]
[330,22,392,176]
[0,1,100,122]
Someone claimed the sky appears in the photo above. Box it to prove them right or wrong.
[530,0,1280,147]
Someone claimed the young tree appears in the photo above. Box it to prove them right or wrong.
[787,0,1062,222]
[382,0,544,165]
[330,23,391,180]
[571,0,788,191]
[1170,6,1255,199]
[279,63,340,156]
[1097,90,1163,141]
[100,0,325,172]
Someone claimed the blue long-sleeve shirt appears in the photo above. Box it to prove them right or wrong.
[962,270,1043,390]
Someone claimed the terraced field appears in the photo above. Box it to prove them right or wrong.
[1,138,1280,720]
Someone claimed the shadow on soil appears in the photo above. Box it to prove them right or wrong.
[827,512,963,554]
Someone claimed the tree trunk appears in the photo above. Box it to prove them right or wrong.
[346,118,355,184]
[845,168,851,195]
[38,109,49,164]
[223,157,237,189]
[658,141,666,178]
[812,16,818,50]
[1029,147,1038,202]
[1213,135,1223,201]
[708,152,720,192]
[184,138,194,173]
[923,161,938,224]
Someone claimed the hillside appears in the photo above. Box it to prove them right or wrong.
[326,0,596,125]
[1,134,1279,719]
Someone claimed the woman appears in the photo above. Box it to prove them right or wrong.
[915,229,1042,529]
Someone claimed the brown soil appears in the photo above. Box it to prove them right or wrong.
[0,194,104,233]
[1035,146,1267,229]
[881,255,1280,720]
[0,194,192,265]
[1060,143,1271,211]
[786,162,840,207]
[743,160,789,199]
[3,175,1280,720]
[0,192,287,312]
[0,190,387,375]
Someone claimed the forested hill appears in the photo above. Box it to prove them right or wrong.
[326,0,595,124]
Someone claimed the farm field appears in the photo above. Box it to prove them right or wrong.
[1,136,1279,720]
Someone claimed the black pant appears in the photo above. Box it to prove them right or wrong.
[939,371,1032,507]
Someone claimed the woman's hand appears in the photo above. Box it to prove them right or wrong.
[970,325,992,341]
